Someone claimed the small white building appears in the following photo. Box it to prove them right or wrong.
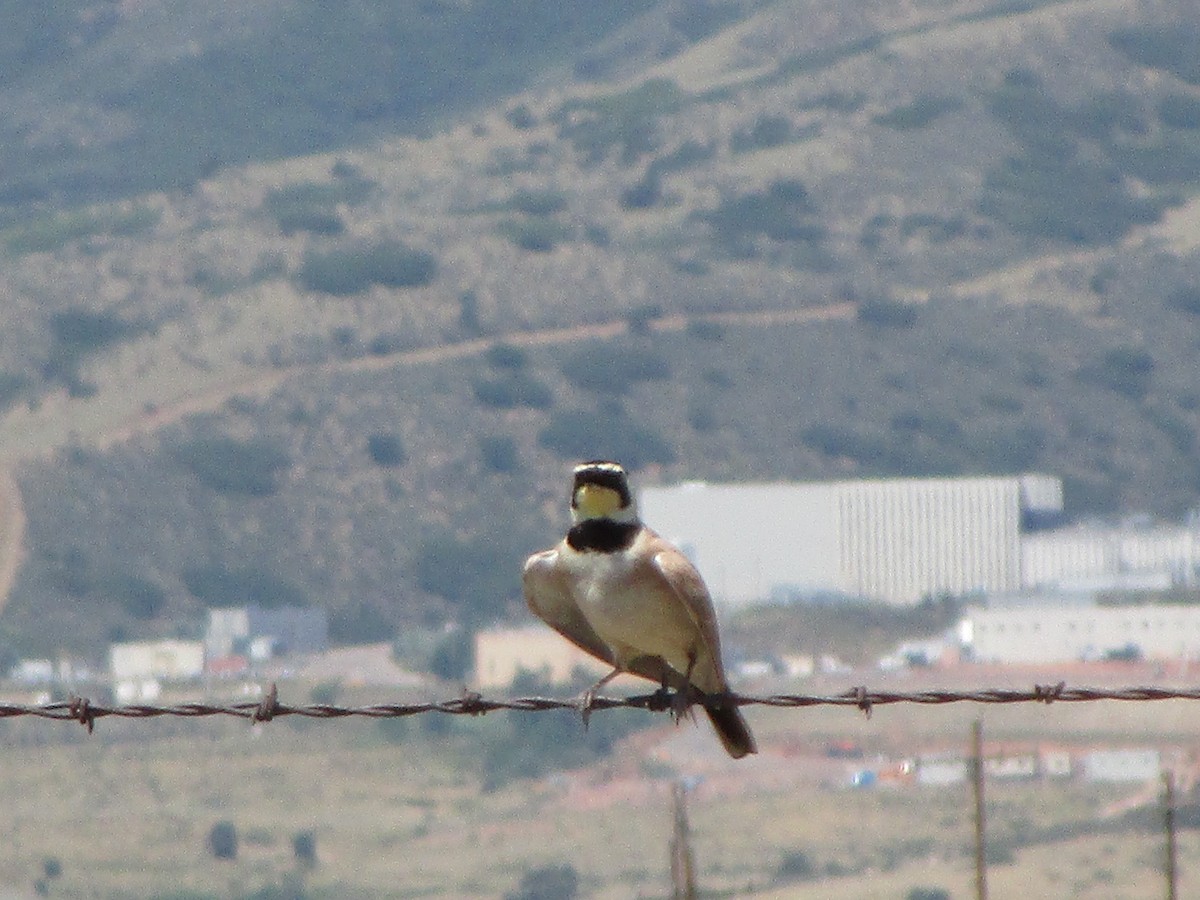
[473,624,616,690]
[1082,749,1160,783]
[961,603,1200,664]
[109,640,205,682]
[917,756,969,786]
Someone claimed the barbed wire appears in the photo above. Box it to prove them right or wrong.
[5,681,1200,733]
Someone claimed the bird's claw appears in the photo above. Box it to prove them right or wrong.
[670,686,696,725]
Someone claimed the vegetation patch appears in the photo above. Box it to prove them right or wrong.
[978,70,1187,242]
[3,205,160,255]
[472,372,554,409]
[171,435,292,496]
[559,343,670,393]
[182,565,308,609]
[1109,24,1200,84]
[873,95,962,130]
[537,407,675,469]
[698,178,828,262]
[1075,346,1155,399]
[731,114,799,152]
[41,307,154,394]
[497,217,573,252]
[553,78,684,165]
[297,240,437,294]
[366,432,407,467]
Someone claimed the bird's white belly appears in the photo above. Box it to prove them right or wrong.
[566,552,692,672]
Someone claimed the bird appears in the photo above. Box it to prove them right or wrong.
[522,460,757,758]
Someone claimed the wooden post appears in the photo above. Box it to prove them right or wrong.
[1165,770,1178,900]
[670,780,697,900]
[972,719,988,900]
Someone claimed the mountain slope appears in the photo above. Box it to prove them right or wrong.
[2,0,1200,659]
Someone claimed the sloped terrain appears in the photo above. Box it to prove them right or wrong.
[2,0,1200,658]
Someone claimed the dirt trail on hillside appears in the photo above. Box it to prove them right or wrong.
[93,303,855,451]
[0,302,855,615]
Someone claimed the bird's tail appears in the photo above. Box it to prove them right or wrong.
[704,700,757,759]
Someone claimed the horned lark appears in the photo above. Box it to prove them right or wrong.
[523,460,757,758]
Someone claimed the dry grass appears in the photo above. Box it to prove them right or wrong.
[1,680,1197,898]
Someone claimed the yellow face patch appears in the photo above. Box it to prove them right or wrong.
[574,483,623,518]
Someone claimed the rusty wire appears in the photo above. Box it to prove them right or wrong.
[4,681,1200,732]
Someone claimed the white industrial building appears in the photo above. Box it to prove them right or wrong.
[640,474,1062,607]
[1021,521,1200,592]
[961,603,1200,664]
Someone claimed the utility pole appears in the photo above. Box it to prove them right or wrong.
[972,719,988,900]
[1165,770,1178,900]
[670,780,697,900]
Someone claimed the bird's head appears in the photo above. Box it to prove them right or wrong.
[570,460,638,525]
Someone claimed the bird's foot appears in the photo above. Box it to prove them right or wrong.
[670,686,697,725]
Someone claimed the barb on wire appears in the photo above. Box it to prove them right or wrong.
[4,682,1200,732]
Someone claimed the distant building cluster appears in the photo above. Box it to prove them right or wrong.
[641,473,1200,668]
[962,602,1200,664]
[7,605,329,700]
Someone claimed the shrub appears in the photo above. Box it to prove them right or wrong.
[505,864,580,900]
[472,373,554,409]
[775,850,816,881]
[485,343,528,370]
[699,179,826,257]
[507,188,567,216]
[505,105,537,129]
[208,822,238,860]
[0,371,29,410]
[1167,286,1200,314]
[261,177,372,234]
[5,205,160,255]
[1159,93,1200,129]
[182,566,307,609]
[411,530,529,624]
[554,78,682,164]
[498,217,572,252]
[873,95,961,130]
[1077,346,1155,398]
[479,435,519,473]
[428,627,474,681]
[858,298,918,328]
[559,343,670,393]
[272,207,344,236]
[619,171,662,209]
[367,432,407,467]
[113,574,168,620]
[297,241,436,295]
[537,408,675,469]
[1108,25,1200,84]
[172,436,291,496]
[906,889,950,900]
[292,831,317,868]
[730,114,794,152]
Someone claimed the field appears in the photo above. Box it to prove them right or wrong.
[3,669,1199,898]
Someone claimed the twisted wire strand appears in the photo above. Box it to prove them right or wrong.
[4,682,1200,732]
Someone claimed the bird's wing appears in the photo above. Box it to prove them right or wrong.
[522,544,673,688]
[643,531,730,694]
[522,546,616,668]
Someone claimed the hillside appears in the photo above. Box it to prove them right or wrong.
[2,0,1200,659]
